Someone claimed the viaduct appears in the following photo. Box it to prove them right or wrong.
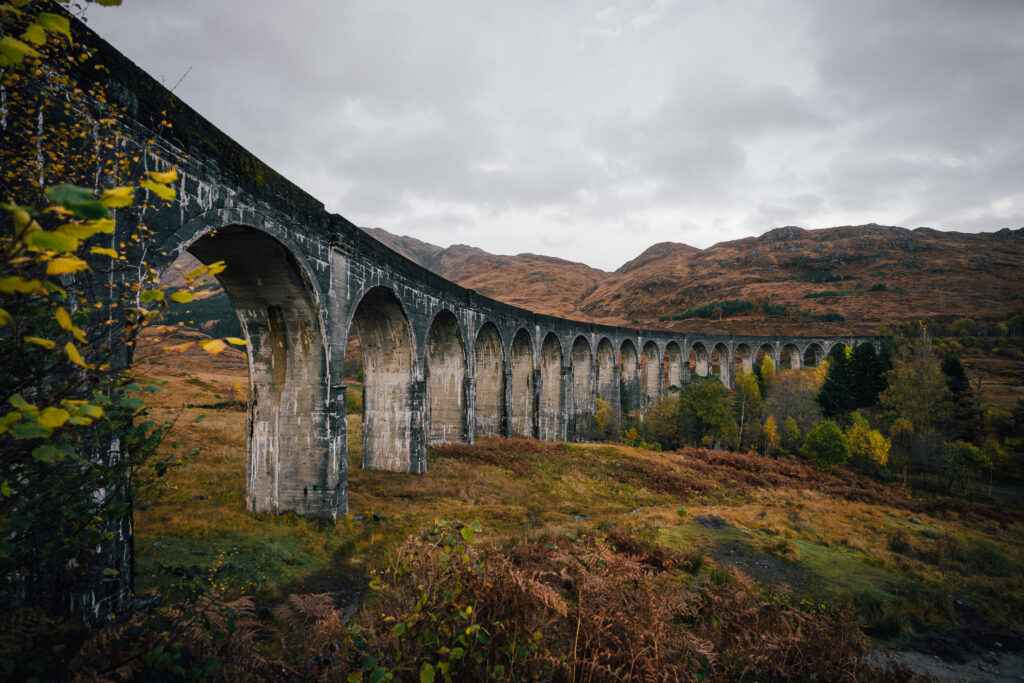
[72,24,876,522]
[14,19,877,620]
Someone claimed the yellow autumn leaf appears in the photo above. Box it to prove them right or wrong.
[65,342,87,368]
[0,276,44,294]
[0,308,10,326]
[148,168,179,184]
[169,291,193,304]
[140,179,176,202]
[162,341,195,353]
[89,247,119,258]
[225,337,249,346]
[47,256,90,275]
[198,338,227,355]
[100,186,134,208]
[24,336,56,349]
[56,306,72,330]
[38,407,70,429]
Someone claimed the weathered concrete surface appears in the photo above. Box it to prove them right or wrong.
[33,17,881,624]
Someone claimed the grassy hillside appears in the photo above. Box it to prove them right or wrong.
[80,348,1024,681]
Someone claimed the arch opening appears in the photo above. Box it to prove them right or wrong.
[424,311,466,445]
[595,338,617,419]
[755,343,775,373]
[508,329,535,438]
[780,343,801,371]
[712,343,731,387]
[181,225,337,516]
[474,323,504,438]
[539,334,564,441]
[619,340,640,413]
[733,343,754,376]
[689,342,710,378]
[803,343,825,368]
[571,337,594,441]
[349,286,416,473]
[663,342,683,393]
[642,341,661,408]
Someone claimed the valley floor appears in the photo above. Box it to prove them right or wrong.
[125,346,1024,681]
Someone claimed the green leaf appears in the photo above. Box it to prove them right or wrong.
[169,291,193,304]
[27,229,79,253]
[0,481,11,498]
[10,394,37,413]
[140,289,165,303]
[392,621,406,636]
[0,36,40,66]
[20,23,46,47]
[120,397,146,410]
[419,663,435,683]
[45,184,111,219]
[460,526,474,543]
[32,444,60,463]
[9,514,34,532]
[37,12,72,39]
[12,421,52,439]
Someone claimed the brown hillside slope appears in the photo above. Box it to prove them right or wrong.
[366,224,1024,336]
[364,227,610,320]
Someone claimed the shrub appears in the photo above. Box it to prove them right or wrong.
[802,420,850,471]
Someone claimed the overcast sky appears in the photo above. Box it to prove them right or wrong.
[84,0,1024,271]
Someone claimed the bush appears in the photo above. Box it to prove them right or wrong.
[802,420,850,471]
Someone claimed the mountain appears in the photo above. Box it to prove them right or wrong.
[364,224,1024,335]
[363,227,610,320]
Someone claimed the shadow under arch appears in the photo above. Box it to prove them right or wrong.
[424,310,467,445]
[508,328,535,438]
[570,336,593,441]
[539,333,564,441]
[641,340,661,408]
[177,224,339,518]
[347,285,418,473]
[595,338,617,414]
[474,322,505,438]
[619,339,640,413]
[663,341,683,393]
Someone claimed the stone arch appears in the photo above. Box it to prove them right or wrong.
[424,310,466,445]
[619,339,641,412]
[756,343,776,372]
[689,341,710,377]
[473,323,504,438]
[803,343,825,368]
[712,342,731,387]
[508,328,535,438]
[182,224,337,516]
[642,341,661,408]
[595,338,617,414]
[663,341,683,393]
[827,341,849,361]
[570,337,594,441]
[539,333,564,441]
[733,342,754,376]
[780,343,801,371]
[348,286,417,473]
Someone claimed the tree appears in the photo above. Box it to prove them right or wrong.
[802,420,850,471]
[676,377,737,449]
[765,367,822,438]
[844,412,890,473]
[732,370,764,452]
[941,354,977,440]
[0,0,242,630]
[642,394,681,450]
[879,332,952,432]
[783,415,801,453]
[763,415,780,458]
[888,417,914,484]
[593,397,618,441]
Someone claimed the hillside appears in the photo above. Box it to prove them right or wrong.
[365,224,1024,335]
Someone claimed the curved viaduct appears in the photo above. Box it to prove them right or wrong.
[70,26,878,522]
